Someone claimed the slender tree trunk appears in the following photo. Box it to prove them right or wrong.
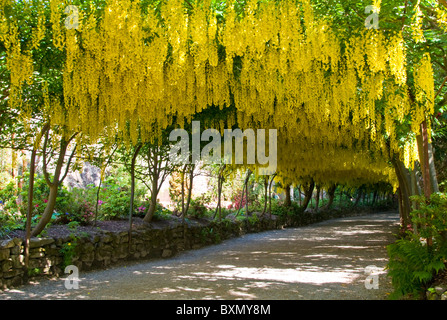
[216,176,222,220]
[245,174,250,215]
[213,177,222,220]
[129,144,142,250]
[410,167,420,234]
[24,124,49,269]
[397,187,403,227]
[354,188,363,207]
[95,146,118,226]
[24,147,37,270]
[284,184,291,207]
[427,142,439,193]
[237,169,251,216]
[184,165,194,216]
[268,173,276,218]
[262,176,268,216]
[420,120,432,199]
[372,190,378,206]
[236,179,246,216]
[181,165,186,219]
[314,185,320,210]
[213,165,226,220]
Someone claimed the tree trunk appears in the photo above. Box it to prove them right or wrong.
[372,190,378,206]
[409,167,420,234]
[420,120,432,199]
[427,142,439,193]
[181,165,186,218]
[95,146,118,226]
[184,165,194,216]
[262,176,268,216]
[31,133,77,237]
[302,180,315,210]
[24,146,37,270]
[354,188,363,207]
[24,124,49,269]
[31,184,58,237]
[213,177,222,220]
[314,185,320,210]
[143,174,160,223]
[268,173,276,218]
[129,144,142,249]
[323,184,337,209]
[392,156,412,229]
[284,184,291,207]
[215,176,222,220]
[213,165,226,220]
[245,174,250,215]
[237,169,251,216]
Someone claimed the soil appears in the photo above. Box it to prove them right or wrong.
[1,216,186,241]
[0,213,244,241]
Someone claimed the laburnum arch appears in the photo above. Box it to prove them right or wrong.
[0,1,438,213]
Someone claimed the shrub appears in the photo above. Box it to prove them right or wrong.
[228,190,247,210]
[188,194,211,218]
[387,235,447,299]
[386,192,447,299]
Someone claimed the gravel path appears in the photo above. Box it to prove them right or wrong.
[0,212,400,300]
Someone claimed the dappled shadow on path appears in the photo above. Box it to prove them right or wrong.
[0,212,400,300]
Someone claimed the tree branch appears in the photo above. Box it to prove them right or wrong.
[42,129,53,187]
[435,75,447,99]
[59,143,77,184]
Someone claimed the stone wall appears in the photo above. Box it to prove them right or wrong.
[0,208,379,291]
[426,286,447,300]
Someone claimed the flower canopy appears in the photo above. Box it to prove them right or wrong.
[0,0,440,188]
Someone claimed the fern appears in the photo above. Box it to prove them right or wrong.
[387,236,447,299]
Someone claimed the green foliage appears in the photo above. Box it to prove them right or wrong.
[200,227,221,245]
[0,212,23,238]
[0,167,150,237]
[136,199,171,221]
[387,235,447,299]
[27,268,42,277]
[410,193,447,245]
[188,194,211,218]
[386,192,447,299]
[59,239,78,269]
[0,180,20,213]
[247,213,259,226]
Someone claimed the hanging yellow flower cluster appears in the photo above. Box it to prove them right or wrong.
[414,53,435,131]
[411,0,425,43]
[0,0,437,188]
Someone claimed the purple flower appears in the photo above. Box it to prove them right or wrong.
[98,200,104,205]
